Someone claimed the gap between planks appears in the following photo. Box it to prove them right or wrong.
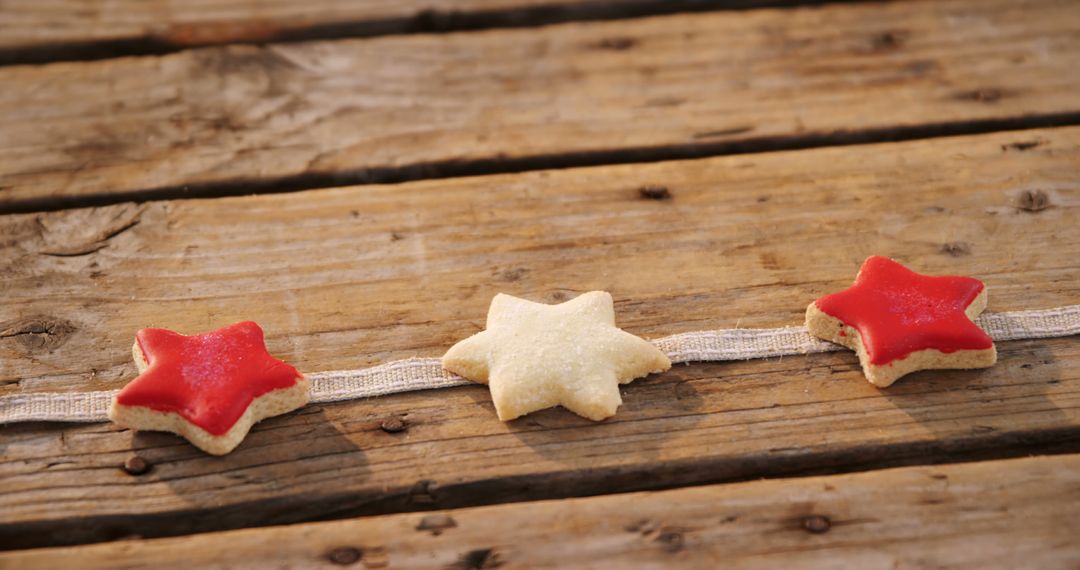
[0,127,1077,549]
[0,0,895,66]
[1,454,1078,568]
[4,113,1080,216]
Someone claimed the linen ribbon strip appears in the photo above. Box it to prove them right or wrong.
[3,305,1078,424]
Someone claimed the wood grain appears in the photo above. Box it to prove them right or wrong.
[3,454,1079,569]
[2,0,1079,209]
[0,0,768,59]
[0,128,1077,548]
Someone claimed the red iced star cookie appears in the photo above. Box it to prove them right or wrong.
[108,321,309,455]
[805,256,996,387]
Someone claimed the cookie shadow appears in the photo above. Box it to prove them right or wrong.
[126,405,369,535]
[481,368,705,467]
[879,340,1070,460]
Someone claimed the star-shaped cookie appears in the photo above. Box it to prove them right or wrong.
[805,256,996,387]
[442,291,671,421]
[109,321,309,455]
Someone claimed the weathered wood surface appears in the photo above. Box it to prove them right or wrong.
[0,0,755,60]
[4,454,1079,569]
[1,128,1077,548]
[2,0,1079,210]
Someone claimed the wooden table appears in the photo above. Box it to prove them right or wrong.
[1,0,1078,567]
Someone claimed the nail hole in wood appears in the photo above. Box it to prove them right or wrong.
[870,30,908,51]
[454,547,502,569]
[1017,189,1050,212]
[417,514,458,536]
[940,242,971,257]
[1001,140,1042,152]
[326,546,362,565]
[638,185,671,200]
[656,529,685,553]
[380,416,408,434]
[122,456,151,476]
[802,515,831,534]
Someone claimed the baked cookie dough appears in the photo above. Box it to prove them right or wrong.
[109,321,309,455]
[443,291,671,421]
[806,256,996,387]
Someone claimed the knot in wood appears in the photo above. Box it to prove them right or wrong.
[0,317,76,352]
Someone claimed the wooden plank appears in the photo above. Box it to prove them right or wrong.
[3,454,1079,569]
[0,128,1078,548]
[0,1,786,63]
[2,0,1079,210]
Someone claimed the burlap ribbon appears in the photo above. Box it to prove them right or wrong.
[3,305,1077,424]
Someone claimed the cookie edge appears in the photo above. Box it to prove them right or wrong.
[805,289,997,387]
[109,378,310,455]
[111,339,310,455]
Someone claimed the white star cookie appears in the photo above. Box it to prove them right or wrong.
[442,291,672,421]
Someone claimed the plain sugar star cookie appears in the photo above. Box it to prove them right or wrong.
[442,291,671,421]
[109,321,310,455]
[805,256,996,387]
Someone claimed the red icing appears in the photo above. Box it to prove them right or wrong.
[815,256,993,365]
[115,321,302,435]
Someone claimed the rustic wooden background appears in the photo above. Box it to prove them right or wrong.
[1,0,1078,568]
